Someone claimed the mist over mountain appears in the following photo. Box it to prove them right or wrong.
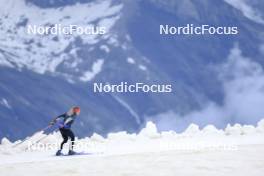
[0,0,264,140]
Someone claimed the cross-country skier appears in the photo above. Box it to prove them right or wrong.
[50,106,81,156]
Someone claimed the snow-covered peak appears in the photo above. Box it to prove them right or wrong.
[0,0,122,79]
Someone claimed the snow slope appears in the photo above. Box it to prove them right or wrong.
[0,0,122,77]
[1,120,264,175]
[1,145,264,176]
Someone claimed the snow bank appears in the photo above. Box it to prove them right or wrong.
[1,138,12,146]
[257,119,264,132]
[183,123,200,135]
[202,125,223,135]
[1,119,264,155]
[138,121,160,138]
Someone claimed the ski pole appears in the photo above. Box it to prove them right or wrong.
[26,128,59,151]
[26,134,49,151]
[12,125,52,148]
[34,128,58,144]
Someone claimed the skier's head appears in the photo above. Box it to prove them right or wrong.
[72,106,81,115]
[68,106,81,116]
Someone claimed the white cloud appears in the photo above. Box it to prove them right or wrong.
[220,45,264,123]
[152,44,264,131]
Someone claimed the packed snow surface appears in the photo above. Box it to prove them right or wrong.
[1,120,264,175]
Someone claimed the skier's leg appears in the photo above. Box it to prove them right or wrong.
[68,130,75,151]
[60,129,69,150]
[56,129,68,155]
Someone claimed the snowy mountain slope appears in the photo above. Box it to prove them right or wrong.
[0,0,122,78]
[1,0,264,141]
[224,0,264,24]
[1,120,264,176]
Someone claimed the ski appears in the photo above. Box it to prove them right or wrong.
[55,152,93,156]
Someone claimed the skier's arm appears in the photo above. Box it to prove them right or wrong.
[49,114,66,125]
[63,117,74,128]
